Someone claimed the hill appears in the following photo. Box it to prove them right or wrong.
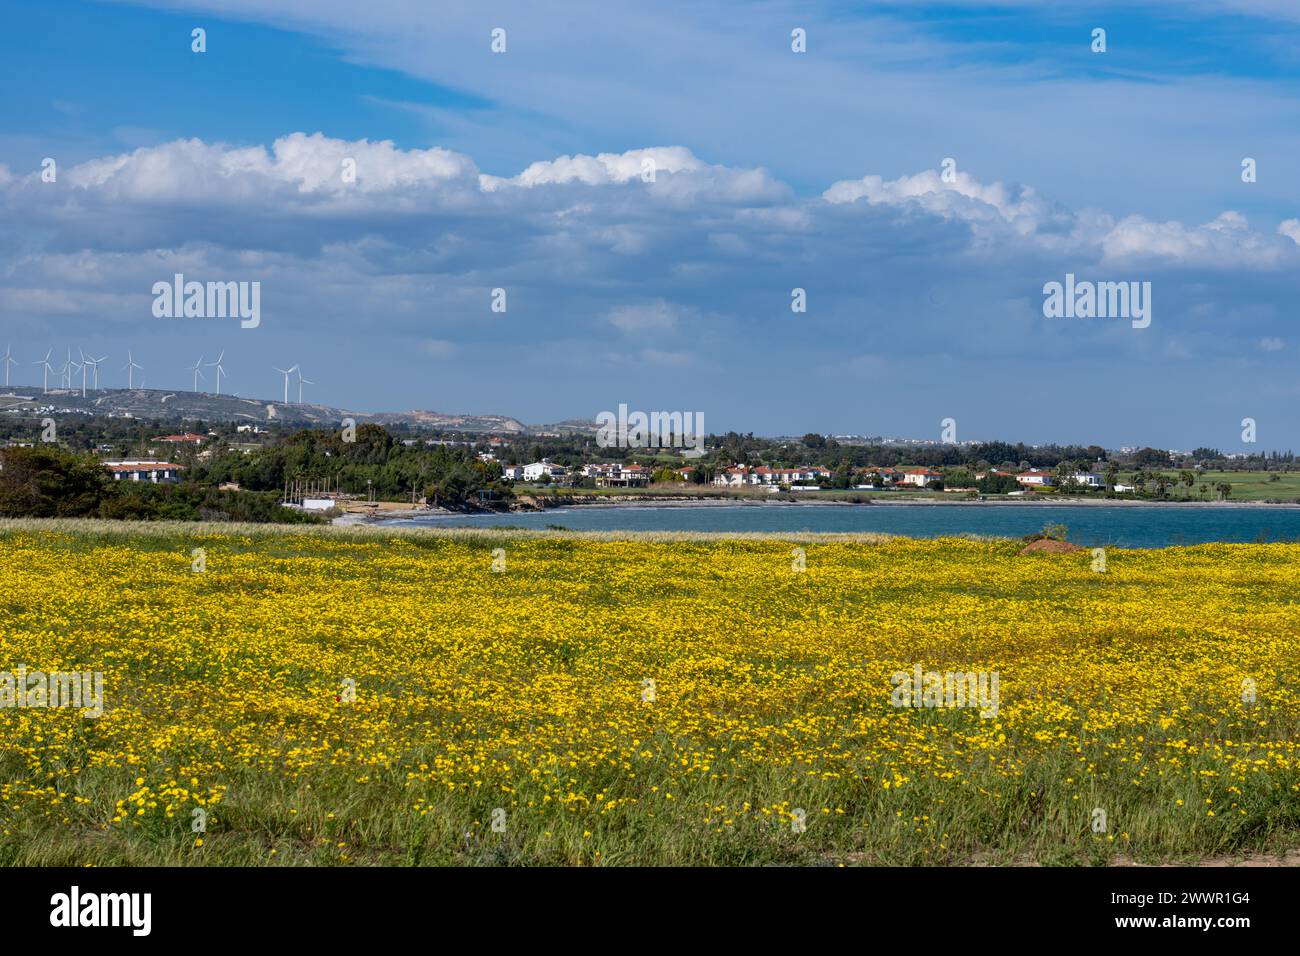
[0,387,530,433]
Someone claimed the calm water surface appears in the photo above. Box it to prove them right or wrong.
[382,503,1300,549]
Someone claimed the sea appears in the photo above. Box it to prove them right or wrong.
[379,502,1300,549]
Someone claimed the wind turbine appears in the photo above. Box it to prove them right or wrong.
[32,349,53,393]
[273,364,298,404]
[296,367,313,404]
[59,348,75,388]
[206,350,226,395]
[123,351,142,389]
[88,352,108,390]
[1,345,16,389]
[187,355,205,393]
[77,348,92,397]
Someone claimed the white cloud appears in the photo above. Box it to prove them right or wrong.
[823,168,1050,237]
[4,132,1299,387]
[1099,211,1289,267]
[824,167,1300,266]
[41,133,477,203]
[499,146,700,187]
[607,301,681,335]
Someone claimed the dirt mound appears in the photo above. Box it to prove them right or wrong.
[1019,538,1086,554]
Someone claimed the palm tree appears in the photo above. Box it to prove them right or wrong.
[1104,460,1120,494]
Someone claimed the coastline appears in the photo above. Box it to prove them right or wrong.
[336,494,1300,525]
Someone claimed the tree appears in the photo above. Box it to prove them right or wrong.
[1053,461,1077,494]
[976,473,1020,495]
[0,447,110,518]
[1134,447,1172,468]
[1216,482,1233,501]
[1104,460,1120,493]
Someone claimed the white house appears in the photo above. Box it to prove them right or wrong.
[1016,471,1055,487]
[1070,472,1104,488]
[103,461,182,483]
[713,466,760,487]
[902,468,942,487]
[523,460,567,481]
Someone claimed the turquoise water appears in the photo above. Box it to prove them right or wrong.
[382,503,1300,548]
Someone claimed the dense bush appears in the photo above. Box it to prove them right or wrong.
[0,446,110,517]
[97,483,322,523]
[0,447,320,523]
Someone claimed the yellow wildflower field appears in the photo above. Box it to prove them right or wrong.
[1,523,1298,865]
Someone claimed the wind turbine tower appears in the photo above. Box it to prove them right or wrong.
[206,350,227,395]
[1,345,16,389]
[32,349,53,393]
[274,364,298,404]
[123,351,142,389]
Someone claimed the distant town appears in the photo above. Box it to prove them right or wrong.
[2,386,1298,524]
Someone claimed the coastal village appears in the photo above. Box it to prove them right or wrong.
[505,459,1132,495]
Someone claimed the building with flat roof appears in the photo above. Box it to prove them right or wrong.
[103,461,183,482]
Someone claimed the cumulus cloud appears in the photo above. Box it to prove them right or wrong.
[495,146,701,187]
[1099,211,1291,267]
[56,133,479,200]
[823,168,1299,267]
[824,168,1054,238]
[3,131,1299,420]
[8,133,1292,273]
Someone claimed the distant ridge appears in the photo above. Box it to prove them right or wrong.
[0,387,536,434]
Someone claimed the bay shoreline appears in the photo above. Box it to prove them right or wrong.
[336,494,1300,525]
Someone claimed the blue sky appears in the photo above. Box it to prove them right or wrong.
[3,0,1300,448]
